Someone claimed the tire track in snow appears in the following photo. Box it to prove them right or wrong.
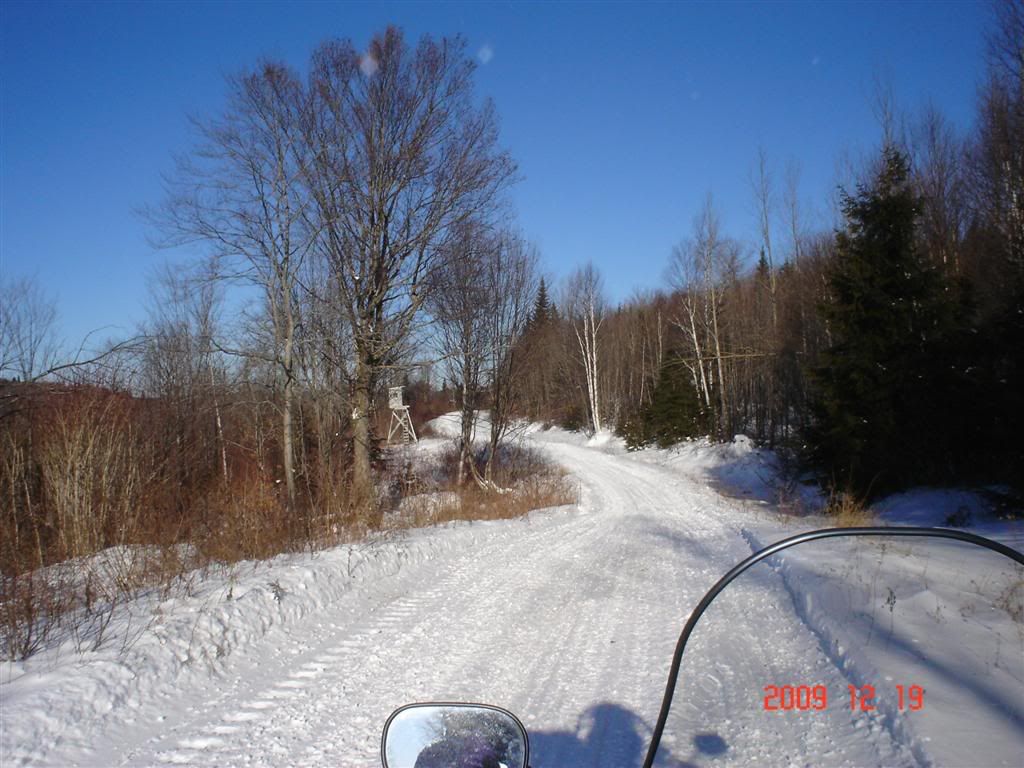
[109,432,920,767]
[540,439,918,767]
[739,528,931,768]
[117,511,605,767]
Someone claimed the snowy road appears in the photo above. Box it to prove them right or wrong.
[105,438,722,767]
[3,426,1022,767]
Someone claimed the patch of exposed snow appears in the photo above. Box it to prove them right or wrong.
[2,414,1021,768]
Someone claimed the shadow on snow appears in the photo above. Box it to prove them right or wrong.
[527,702,728,768]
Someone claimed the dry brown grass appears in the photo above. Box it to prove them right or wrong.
[385,442,577,530]
[431,475,576,526]
[825,491,876,527]
[0,379,574,660]
[393,479,577,529]
[197,481,294,563]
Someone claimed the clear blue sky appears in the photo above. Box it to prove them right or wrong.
[1,0,988,349]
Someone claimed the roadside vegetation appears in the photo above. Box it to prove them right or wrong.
[386,441,578,530]
[3,4,1023,659]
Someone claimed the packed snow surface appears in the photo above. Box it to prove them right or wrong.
[2,419,1022,767]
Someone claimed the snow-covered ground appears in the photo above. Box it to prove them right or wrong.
[2,420,1022,767]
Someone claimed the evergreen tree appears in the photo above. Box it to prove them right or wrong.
[646,357,707,447]
[756,248,770,288]
[619,354,707,449]
[531,277,552,327]
[809,147,957,496]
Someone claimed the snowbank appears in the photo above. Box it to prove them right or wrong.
[0,518,548,765]
[3,413,1021,767]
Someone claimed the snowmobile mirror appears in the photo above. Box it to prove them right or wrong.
[382,702,529,768]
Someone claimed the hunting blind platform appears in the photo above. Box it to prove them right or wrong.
[387,386,417,445]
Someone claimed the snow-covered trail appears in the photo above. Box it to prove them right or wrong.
[79,435,906,767]
[97,439,696,767]
[4,428,1019,767]
[521,437,919,768]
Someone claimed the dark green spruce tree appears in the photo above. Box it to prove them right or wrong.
[646,356,708,447]
[531,277,552,327]
[809,147,957,496]
[620,354,707,450]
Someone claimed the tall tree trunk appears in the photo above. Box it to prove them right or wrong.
[281,295,297,510]
[282,380,296,510]
[208,363,228,484]
[710,291,728,436]
[351,353,375,521]
[459,372,474,487]
[590,304,602,432]
[686,309,712,407]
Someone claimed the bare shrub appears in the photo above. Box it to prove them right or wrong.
[0,571,74,659]
[1,412,42,572]
[386,442,577,529]
[0,541,209,660]
[452,474,577,524]
[406,383,454,436]
[198,480,296,564]
[995,577,1024,624]
[38,389,145,560]
[825,491,875,527]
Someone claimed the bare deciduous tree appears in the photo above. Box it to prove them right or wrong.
[428,221,491,486]
[139,263,230,487]
[303,28,515,516]
[154,62,312,509]
[669,196,740,436]
[988,0,1024,88]
[912,105,968,277]
[972,0,1024,276]
[0,275,59,382]
[565,263,606,434]
[428,225,537,488]
[482,230,538,483]
[783,160,806,263]
[751,147,779,331]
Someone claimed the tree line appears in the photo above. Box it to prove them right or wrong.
[1,27,528,580]
[2,4,1022,585]
[515,0,1022,500]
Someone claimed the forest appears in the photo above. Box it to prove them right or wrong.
[1,2,1022,623]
